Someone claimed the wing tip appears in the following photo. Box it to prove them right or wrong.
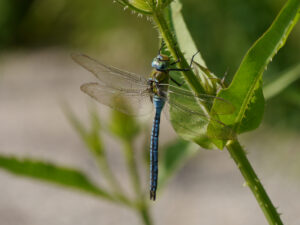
[80,82,97,93]
[80,83,88,93]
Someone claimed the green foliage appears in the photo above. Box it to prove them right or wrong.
[63,104,197,223]
[0,0,155,51]
[0,0,34,49]
[210,0,300,136]
[1,1,300,224]
[116,0,175,14]
[0,155,112,199]
[0,99,197,225]
[117,0,154,14]
[149,1,299,224]
[64,104,131,200]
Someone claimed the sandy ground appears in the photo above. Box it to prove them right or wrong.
[0,49,299,225]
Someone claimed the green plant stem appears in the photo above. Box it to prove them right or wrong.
[123,140,153,225]
[92,156,133,207]
[107,192,135,207]
[152,11,205,95]
[138,202,153,225]
[123,140,142,197]
[226,140,283,225]
[95,154,124,192]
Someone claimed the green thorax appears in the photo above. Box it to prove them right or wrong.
[150,69,169,95]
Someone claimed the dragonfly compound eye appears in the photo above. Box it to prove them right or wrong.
[152,58,168,71]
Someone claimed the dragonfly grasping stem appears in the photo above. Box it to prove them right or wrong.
[152,11,211,117]
[153,12,206,96]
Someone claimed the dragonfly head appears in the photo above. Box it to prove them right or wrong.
[152,54,170,71]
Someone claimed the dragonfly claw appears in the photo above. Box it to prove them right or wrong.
[150,190,156,201]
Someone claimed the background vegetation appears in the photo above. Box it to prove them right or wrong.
[0,0,299,225]
[1,0,299,129]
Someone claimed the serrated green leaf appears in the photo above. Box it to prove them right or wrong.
[0,155,113,200]
[210,0,300,143]
[158,139,198,190]
[238,85,265,133]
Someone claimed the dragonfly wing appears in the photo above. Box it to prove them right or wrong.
[72,53,149,89]
[161,84,235,115]
[164,92,235,140]
[81,82,153,116]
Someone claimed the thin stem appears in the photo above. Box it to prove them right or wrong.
[226,139,283,225]
[123,140,143,197]
[123,140,153,225]
[92,154,134,207]
[153,11,211,117]
[96,155,123,192]
[139,203,153,225]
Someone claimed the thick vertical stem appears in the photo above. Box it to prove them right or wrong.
[226,140,283,225]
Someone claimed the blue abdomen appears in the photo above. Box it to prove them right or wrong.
[150,96,165,200]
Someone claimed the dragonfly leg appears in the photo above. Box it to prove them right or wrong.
[189,50,201,67]
[220,68,229,87]
[168,50,201,72]
[209,68,229,93]
[168,51,202,86]
[169,51,200,72]
[170,58,180,66]
[168,68,190,72]
[170,76,185,87]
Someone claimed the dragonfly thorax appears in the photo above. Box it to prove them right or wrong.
[147,78,168,98]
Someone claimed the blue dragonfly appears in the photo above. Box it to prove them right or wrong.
[72,50,234,200]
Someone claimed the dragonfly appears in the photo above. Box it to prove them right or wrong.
[72,49,234,200]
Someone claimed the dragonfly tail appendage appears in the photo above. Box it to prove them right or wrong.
[150,97,165,201]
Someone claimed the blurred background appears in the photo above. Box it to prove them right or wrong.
[0,0,299,224]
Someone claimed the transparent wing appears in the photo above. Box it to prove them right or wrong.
[72,53,149,89]
[81,82,153,116]
[160,84,235,115]
[163,90,235,140]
